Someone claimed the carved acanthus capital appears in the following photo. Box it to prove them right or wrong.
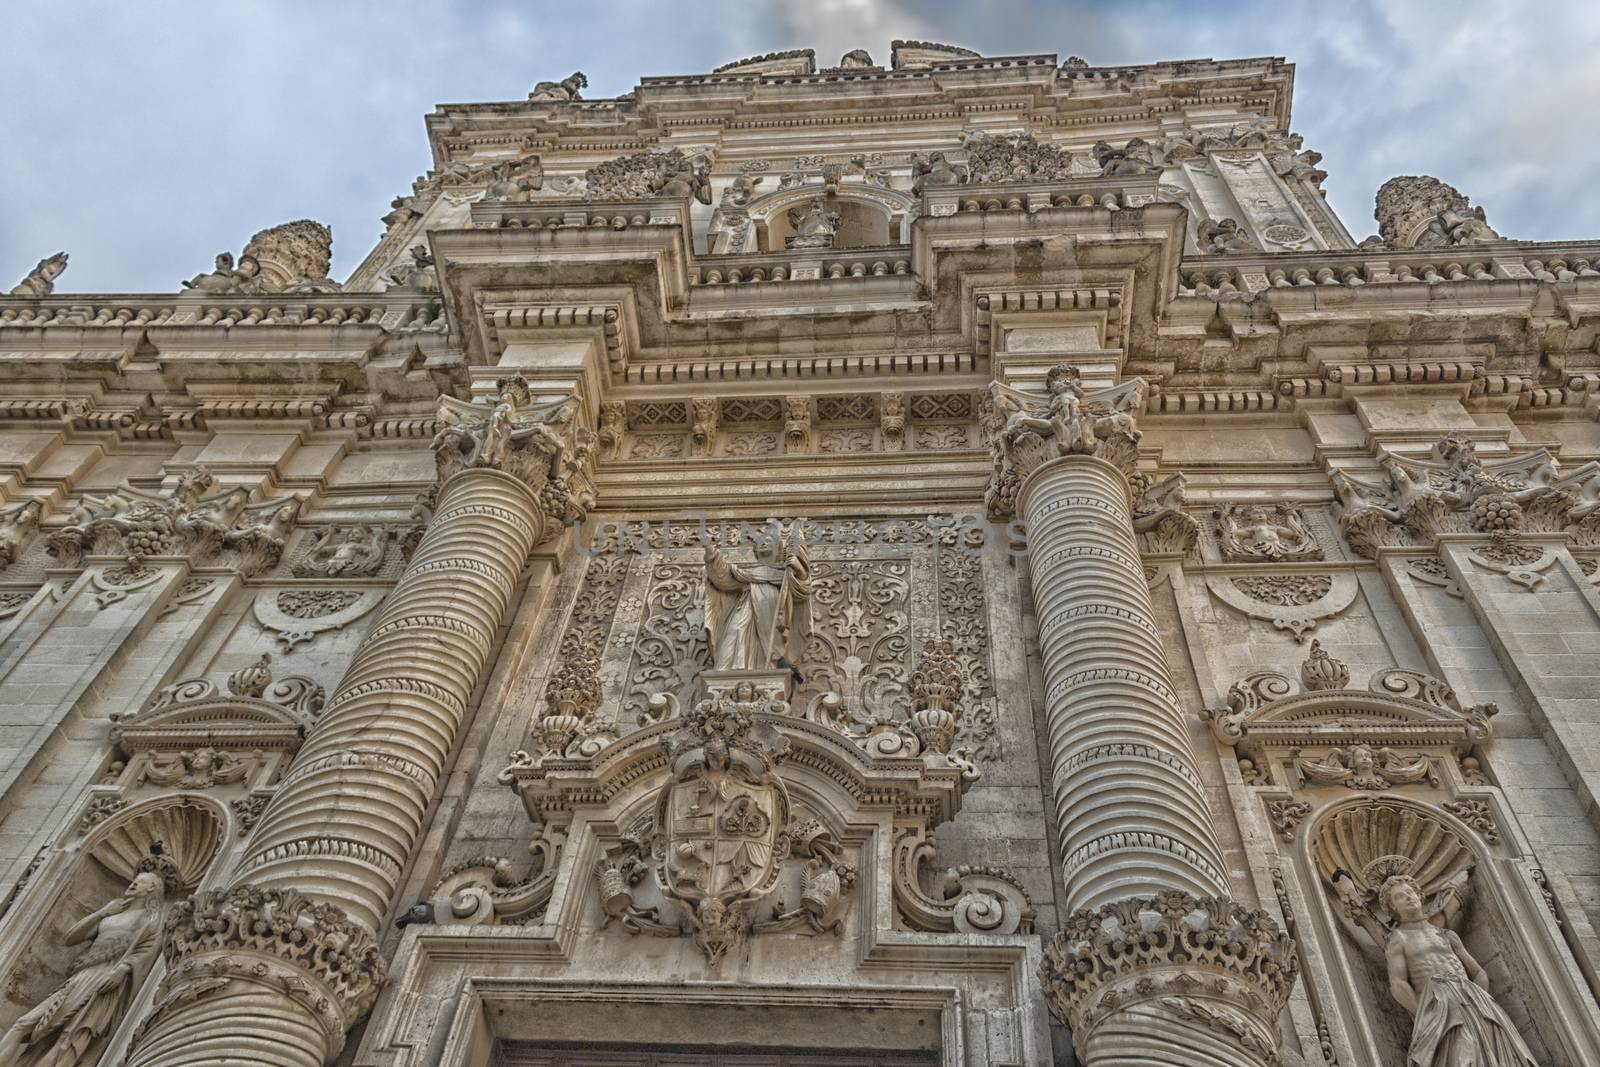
[983,366,1146,519]
[47,468,298,574]
[1131,472,1199,556]
[153,885,385,1037]
[431,377,596,531]
[1041,891,1298,1063]
[1331,433,1600,556]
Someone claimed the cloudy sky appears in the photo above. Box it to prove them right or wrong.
[4,1,1597,293]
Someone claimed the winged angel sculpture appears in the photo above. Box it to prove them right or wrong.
[431,377,595,526]
[983,365,1145,519]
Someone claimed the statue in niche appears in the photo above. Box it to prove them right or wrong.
[180,251,261,294]
[9,252,68,297]
[1381,874,1537,1067]
[786,196,840,249]
[0,871,166,1067]
[702,524,813,674]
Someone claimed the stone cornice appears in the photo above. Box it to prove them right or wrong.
[423,54,1293,166]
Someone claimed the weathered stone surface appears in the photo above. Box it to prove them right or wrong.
[1,34,1598,1067]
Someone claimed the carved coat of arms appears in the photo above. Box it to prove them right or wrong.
[653,683,791,963]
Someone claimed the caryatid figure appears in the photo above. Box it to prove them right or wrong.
[702,525,813,674]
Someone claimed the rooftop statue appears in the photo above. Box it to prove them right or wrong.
[530,71,587,101]
[8,252,68,297]
[181,251,261,294]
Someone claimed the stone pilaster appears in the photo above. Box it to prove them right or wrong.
[988,366,1295,1065]
[125,378,592,1067]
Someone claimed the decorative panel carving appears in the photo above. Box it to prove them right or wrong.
[579,516,1000,761]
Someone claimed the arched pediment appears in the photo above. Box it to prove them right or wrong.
[109,657,322,755]
[1202,643,1494,751]
[745,182,915,223]
[500,695,968,828]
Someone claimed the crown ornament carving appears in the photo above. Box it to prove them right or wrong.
[1202,643,1495,751]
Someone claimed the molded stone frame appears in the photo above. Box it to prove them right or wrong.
[360,694,1043,1067]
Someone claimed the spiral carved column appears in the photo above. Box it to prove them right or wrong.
[988,367,1296,1067]
[126,380,590,1067]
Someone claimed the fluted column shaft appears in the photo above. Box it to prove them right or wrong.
[126,465,545,1067]
[1019,454,1228,911]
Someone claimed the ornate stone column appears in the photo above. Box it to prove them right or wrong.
[125,379,592,1067]
[986,367,1296,1066]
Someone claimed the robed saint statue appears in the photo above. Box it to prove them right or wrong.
[702,527,812,673]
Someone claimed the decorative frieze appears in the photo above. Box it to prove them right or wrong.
[48,468,298,576]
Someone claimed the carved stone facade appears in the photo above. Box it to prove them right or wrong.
[2,37,1600,1067]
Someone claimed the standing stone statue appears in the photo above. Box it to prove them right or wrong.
[0,871,166,1067]
[8,252,68,297]
[1381,874,1537,1067]
[702,526,812,673]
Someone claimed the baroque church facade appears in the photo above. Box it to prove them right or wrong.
[2,39,1600,1067]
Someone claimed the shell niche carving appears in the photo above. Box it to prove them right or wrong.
[1311,802,1472,903]
[86,795,226,891]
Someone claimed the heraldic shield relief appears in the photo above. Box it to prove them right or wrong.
[654,677,793,963]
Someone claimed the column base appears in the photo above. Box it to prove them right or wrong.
[1041,892,1297,1067]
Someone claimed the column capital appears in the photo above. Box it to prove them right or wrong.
[982,365,1146,521]
[148,885,384,1050]
[1041,891,1298,1065]
[431,374,595,536]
